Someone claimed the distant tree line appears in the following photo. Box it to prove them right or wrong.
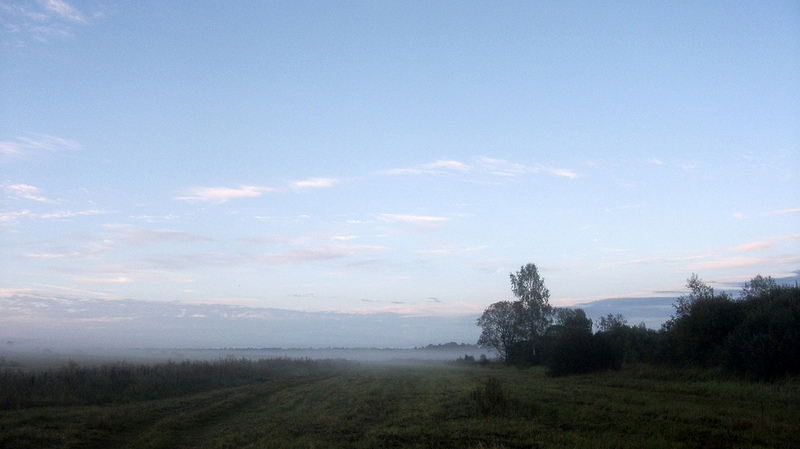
[478,264,800,380]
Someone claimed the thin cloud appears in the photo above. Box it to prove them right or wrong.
[474,157,579,179]
[4,184,56,203]
[0,208,104,222]
[0,134,80,159]
[732,241,773,252]
[385,156,577,179]
[74,276,133,285]
[648,157,665,166]
[473,157,530,177]
[42,0,86,23]
[175,185,277,203]
[1,0,94,44]
[425,160,472,173]
[105,224,213,244]
[0,210,33,222]
[385,159,471,176]
[292,177,339,189]
[379,214,450,226]
[687,255,800,271]
[253,245,387,265]
[549,168,579,179]
[732,234,800,253]
[39,209,105,219]
[770,208,800,216]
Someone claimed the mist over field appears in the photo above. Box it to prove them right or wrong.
[0,294,676,353]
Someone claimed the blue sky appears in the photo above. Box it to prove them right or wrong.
[2,1,798,325]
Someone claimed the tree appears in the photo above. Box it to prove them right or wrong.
[509,263,552,360]
[552,308,593,335]
[477,301,522,364]
[740,274,778,300]
[596,313,627,333]
[661,274,739,367]
[546,308,622,376]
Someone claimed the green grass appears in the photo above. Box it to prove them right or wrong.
[1,361,798,448]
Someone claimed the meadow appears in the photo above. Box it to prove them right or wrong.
[1,356,798,448]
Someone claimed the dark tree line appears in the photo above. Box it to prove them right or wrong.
[478,265,800,380]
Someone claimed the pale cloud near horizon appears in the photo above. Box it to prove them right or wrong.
[687,255,800,272]
[175,185,277,203]
[732,234,800,253]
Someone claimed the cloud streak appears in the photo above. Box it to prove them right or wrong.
[0,134,80,158]
[385,157,578,180]
[292,177,339,189]
[379,214,450,227]
[732,234,800,253]
[3,184,57,203]
[175,186,277,203]
[770,208,800,216]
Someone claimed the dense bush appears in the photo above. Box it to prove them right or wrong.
[721,285,800,380]
[659,275,800,380]
[546,328,623,377]
[479,271,800,380]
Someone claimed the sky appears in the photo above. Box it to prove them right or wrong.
[1,1,799,346]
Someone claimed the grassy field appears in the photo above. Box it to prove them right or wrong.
[1,359,798,448]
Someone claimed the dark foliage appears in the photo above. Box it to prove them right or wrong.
[659,274,800,380]
[546,326,623,377]
[722,285,800,380]
[598,322,659,364]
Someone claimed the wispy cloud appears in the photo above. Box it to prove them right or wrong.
[39,209,105,219]
[379,214,450,227]
[42,0,86,23]
[686,255,800,271]
[0,208,104,223]
[0,210,33,222]
[599,255,705,269]
[385,156,578,180]
[74,276,133,285]
[732,241,773,252]
[292,177,339,189]
[732,234,800,253]
[0,134,80,159]
[770,207,800,216]
[550,168,579,179]
[0,0,95,44]
[385,159,472,175]
[252,245,387,265]
[175,185,277,203]
[141,243,388,270]
[3,184,56,203]
[648,157,666,166]
[105,224,212,244]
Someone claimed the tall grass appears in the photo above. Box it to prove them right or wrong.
[0,357,352,409]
